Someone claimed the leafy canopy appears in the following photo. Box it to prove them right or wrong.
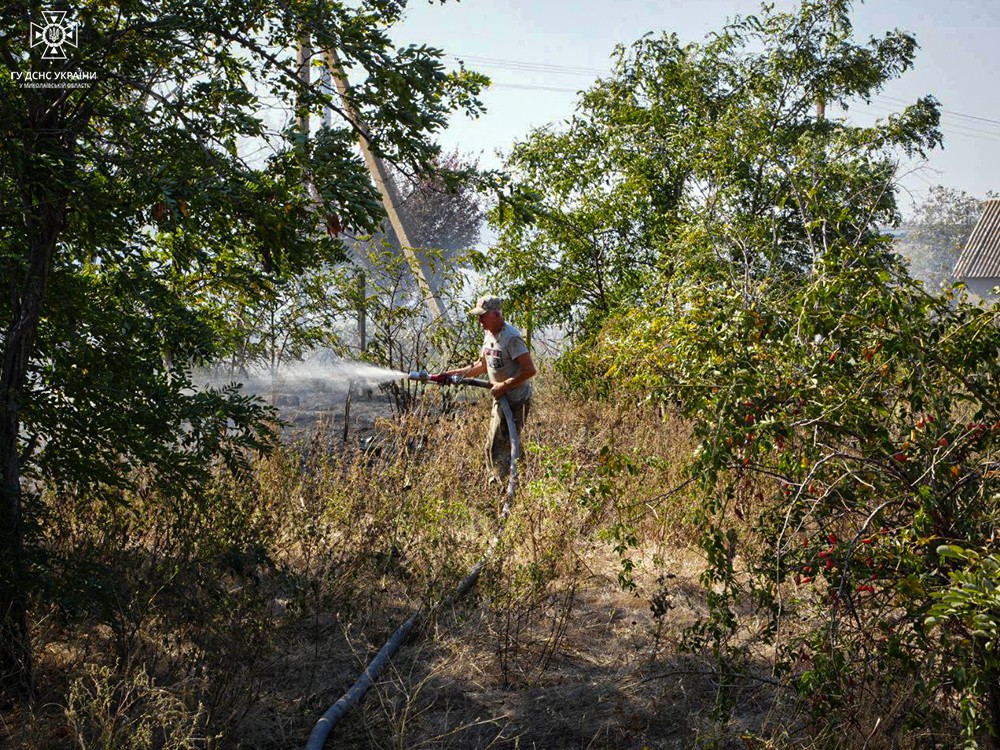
[512,0,1000,741]
[0,0,486,696]
[490,0,1000,740]
[0,0,486,491]
[489,0,939,339]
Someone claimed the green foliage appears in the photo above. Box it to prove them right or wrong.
[27,260,275,491]
[928,545,1000,746]
[1,0,484,478]
[0,0,485,694]
[592,143,998,745]
[486,0,1000,741]
[583,193,1000,738]
[488,0,939,341]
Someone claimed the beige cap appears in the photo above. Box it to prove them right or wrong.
[469,295,502,315]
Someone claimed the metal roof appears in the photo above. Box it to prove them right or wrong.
[955,199,1000,279]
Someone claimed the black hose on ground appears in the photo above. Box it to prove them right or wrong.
[305,395,520,750]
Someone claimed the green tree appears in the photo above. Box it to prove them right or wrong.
[539,1,1000,741]
[599,244,1000,743]
[0,0,483,699]
[489,0,938,340]
[488,0,1000,740]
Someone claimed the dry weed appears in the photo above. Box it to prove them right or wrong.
[7,371,806,748]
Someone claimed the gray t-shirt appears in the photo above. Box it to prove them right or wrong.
[482,323,532,404]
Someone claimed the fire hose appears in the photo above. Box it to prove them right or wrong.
[305,372,521,750]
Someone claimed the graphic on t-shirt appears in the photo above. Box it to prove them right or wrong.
[484,345,504,370]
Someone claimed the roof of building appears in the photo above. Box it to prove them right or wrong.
[954,199,1000,279]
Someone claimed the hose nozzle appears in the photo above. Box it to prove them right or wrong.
[407,370,459,385]
[407,371,491,389]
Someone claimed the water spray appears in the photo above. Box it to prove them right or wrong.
[407,370,491,389]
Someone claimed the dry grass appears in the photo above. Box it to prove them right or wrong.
[314,380,781,750]
[3,372,819,749]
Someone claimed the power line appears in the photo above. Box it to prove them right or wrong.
[876,93,1000,129]
[490,81,582,94]
[447,53,607,78]
[870,96,1000,137]
[483,82,1000,146]
[449,52,1000,135]
[857,99,1000,143]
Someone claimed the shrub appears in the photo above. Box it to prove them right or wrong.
[65,664,209,750]
[591,236,1000,744]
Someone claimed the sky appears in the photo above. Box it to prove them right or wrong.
[390,0,1000,212]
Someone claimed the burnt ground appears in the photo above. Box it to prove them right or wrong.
[271,379,396,446]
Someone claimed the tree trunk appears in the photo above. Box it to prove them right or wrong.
[0,351,33,703]
[987,662,1000,750]
[0,171,65,702]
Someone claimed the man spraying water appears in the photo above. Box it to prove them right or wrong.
[440,295,536,484]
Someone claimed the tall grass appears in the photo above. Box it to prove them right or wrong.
[7,375,703,748]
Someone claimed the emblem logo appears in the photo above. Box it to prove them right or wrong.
[30,10,78,60]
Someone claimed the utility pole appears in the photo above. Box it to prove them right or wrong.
[297,34,311,135]
[324,48,448,323]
